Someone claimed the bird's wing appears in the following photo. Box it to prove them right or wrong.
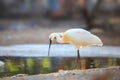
[66,29,103,46]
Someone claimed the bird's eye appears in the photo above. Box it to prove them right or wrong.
[54,37,57,40]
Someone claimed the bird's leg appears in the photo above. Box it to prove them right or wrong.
[75,49,80,69]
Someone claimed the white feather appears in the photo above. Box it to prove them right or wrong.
[65,28,103,47]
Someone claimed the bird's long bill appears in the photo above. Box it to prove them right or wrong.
[48,39,52,57]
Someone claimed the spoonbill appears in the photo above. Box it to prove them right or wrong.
[48,28,103,68]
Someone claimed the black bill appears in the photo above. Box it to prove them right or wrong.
[48,39,52,56]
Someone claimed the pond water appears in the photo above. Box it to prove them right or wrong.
[0,57,120,78]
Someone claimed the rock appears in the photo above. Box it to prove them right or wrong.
[0,66,120,80]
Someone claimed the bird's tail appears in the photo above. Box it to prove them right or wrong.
[92,35,103,46]
[97,41,103,46]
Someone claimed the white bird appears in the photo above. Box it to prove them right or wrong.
[48,28,103,68]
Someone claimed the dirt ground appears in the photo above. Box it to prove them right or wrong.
[0,66,120,80]
[0,27,120,46]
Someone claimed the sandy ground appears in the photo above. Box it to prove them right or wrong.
[0,27,120,46]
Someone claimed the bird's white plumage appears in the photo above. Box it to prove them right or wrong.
[49,28,103,49]
[65,28,103,48]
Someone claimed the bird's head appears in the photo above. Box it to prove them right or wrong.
[49,33,63,41]
[49,33,58,41]
[48,33,63,56]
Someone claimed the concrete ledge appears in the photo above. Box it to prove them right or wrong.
[0,44,120,58]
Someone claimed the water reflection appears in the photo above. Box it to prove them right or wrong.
[0,57,120,78]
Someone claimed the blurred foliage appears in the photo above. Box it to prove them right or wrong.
[41,58,51,68]
[0,0,6,18]
[5,60,19,72]
[40,58,51,73]
[26,58,34,74]
[0,57,120,78]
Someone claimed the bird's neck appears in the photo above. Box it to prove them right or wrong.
[55,34,64,43]
[56,37,64,43]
